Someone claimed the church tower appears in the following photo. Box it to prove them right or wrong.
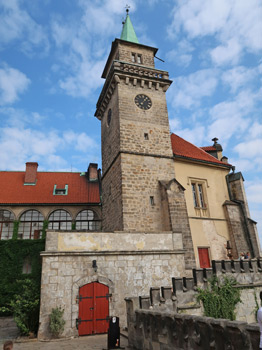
[95,11,184,236]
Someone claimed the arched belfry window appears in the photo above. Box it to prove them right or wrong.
[0,210,15,240]
[48,210,72,230]
[75,210,101,231]
[18,210,44,239]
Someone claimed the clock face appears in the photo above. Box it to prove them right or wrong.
[134,94,152,110]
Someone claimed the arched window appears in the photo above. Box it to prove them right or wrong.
[18,210,44,239]
[0,210,15,240]
[75,210,101,231]
[48,210,72,230]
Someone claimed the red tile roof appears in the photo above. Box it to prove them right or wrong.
[200,146,216,151]
[0,171,100,204]
[171,133,231,167]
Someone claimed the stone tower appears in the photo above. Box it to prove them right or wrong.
[95,13,175,232]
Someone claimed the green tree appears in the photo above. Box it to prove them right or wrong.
[10,279,40,335]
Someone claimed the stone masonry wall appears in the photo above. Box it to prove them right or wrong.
[118,41,155,67]
[227,172,260,258]
[102,155,123,232]
[121,154,176,232]
[161,179,196,270]
[38,230,185,339]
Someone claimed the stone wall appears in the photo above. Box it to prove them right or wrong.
[132,259,262,324]
[125,303,260,350]
[226,172,261,258]
[38,230,185,339]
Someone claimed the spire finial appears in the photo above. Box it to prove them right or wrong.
[120,5,139,44]
[125,4,130,15]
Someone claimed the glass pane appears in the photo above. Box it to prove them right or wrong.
[20,210,43,222]
[198,184,204,207]
[192,184,198,207]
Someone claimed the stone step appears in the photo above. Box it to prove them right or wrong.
[0,317,19,341]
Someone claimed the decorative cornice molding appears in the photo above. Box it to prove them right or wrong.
[95,60,172,120]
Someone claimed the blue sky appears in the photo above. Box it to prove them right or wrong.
[0,0,261,239]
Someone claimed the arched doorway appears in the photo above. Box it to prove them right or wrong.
[78,282,109,336]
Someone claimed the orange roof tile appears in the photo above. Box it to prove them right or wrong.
[171,133,231,167]
[0,171,100,204]
[200,146,217,151]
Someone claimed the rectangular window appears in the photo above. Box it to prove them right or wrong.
[144,133,149,140]
[191,182,206,208]
[150,196,155,206]
[131,53,142,64]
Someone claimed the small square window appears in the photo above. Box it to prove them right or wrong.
[55,189,66,195]
[53,185,68,195]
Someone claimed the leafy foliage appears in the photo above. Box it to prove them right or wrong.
[197,275,241,320]
[10,279,40,335]
[42,220,49,239]
[49,306,66,337]
[0,240,44,316]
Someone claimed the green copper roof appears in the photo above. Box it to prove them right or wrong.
[120,14,139,44]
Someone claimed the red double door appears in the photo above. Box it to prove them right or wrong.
[78,282,109,336]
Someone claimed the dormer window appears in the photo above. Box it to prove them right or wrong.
[55,189,66,195]
[53,185,68,195]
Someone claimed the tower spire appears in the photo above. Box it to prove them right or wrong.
[120,6,139,44]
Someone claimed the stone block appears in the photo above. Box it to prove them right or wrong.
[246,323,260,350]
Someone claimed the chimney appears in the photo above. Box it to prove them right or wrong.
[221,156,228,164]
[88,163,98,181]
[212,137,223,160]
[24,162,38,184]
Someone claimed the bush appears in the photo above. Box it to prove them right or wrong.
[197,275,241,320]
[10,279,40,335]
[49,306,66,337]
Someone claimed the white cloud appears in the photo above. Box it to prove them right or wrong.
[166,39,194,67]
[170,124,206,146]
[234,139,262,158]
[0,126,98,171]
[168,0,262,65]
[63,131,97,152]
[210,38,242,66]
[207,89,261,142]
[0,0,49,54]
[0,65,30,105]
[168,69,218,109]
[221,66,258,93]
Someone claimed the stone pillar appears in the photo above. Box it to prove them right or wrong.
[160,179,196,270]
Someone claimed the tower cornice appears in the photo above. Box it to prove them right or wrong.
[95,60,172,120]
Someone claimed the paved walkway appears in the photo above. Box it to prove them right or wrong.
[10,334,132,350]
